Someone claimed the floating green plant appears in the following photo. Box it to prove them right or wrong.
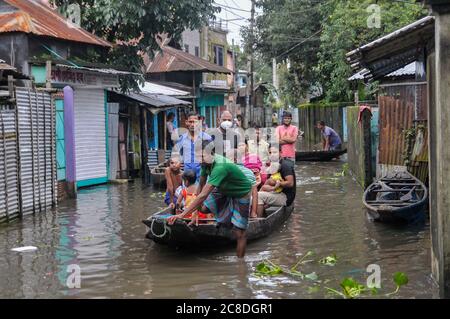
[319,254,338,266]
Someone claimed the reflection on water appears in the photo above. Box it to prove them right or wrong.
[0,161,438,298]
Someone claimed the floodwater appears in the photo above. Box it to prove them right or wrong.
[0,160,438,298]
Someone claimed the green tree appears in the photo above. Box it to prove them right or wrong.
[52,0,219,91]
[318,0,427,101]
[250,0,427,103]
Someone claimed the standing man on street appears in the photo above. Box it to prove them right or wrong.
[276,111,299,165]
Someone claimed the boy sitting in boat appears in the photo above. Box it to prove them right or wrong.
[164,154,183,209]
[174,170,214,225]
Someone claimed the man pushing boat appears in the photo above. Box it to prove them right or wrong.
[168,140,252,258]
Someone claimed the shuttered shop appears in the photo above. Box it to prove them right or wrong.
[74,89,107,187]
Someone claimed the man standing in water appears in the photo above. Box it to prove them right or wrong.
[276,111,299,165]
[316,120,342,151]
[168,140,252,258]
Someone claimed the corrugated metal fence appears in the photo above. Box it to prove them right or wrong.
[298,104,345,150]
[0,108,20,223]
[378,84,428,183]
[0,88,56,222]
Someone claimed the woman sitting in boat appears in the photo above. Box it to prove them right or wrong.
[168,140,253,258]
[174,170,214,225]
[164,154,183,209]
[257,146,296,217]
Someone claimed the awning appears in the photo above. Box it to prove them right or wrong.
[140,81,190,97]
[110,90,191,114]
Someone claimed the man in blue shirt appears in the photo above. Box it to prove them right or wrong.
[317,121,342,151]
[175,112,212,179]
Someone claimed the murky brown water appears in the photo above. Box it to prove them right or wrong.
[0,160,438,298]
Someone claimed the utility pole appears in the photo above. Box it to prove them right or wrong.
[248,0,256,128]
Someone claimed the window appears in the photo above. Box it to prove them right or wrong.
[184,44,189,53]
[213,45,224,66]
[195,46,200,57]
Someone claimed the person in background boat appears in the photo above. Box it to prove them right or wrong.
[175,170,214,225]
[166,112,176,150]
[199,115,208,131]
[174,112,212,180]
[317,121,342,151]
[247,124,270,164]
[208,110,242,161]
[276,111,299,165]
[257,146,296,217]
[272,112,279,127]
[168,140,252,258]
[164,154,183,209]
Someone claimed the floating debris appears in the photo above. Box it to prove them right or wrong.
[11,246,38,252]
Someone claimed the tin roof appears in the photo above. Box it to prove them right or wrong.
[145,44,232,74]
[0,58,29,79]
[0,0,111,47]
[111,90,191,113]
[348,62,417,81]
[140,81,190,97]
[346,16,434,80]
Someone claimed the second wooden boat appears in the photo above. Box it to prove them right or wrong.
[295,149,347,162]
[363,171,428,223]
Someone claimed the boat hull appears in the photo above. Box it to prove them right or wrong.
[363,171,428,224]
[143,206,294,249]
[295,149,347,162]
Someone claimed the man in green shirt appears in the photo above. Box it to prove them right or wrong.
[168,140,252,258]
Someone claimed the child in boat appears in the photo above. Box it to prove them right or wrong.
[265,162,283,193]
[175,170,214,225]
[164,154,183,209]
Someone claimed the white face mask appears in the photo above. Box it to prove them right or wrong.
[220,120,233,130]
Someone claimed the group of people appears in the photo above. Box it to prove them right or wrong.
[161,109,343,258]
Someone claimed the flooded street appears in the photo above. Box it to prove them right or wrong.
[0,160,437,299]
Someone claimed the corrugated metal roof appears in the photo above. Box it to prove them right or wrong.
[56,64,141,76]
[386,62,416,77]
[346,16,434,80]
[112,90,191,111]
[349,62,416,81]
[140,81,190,97]
[0,58,29,79]
[0,58,16,71]
[146,44,232,74]
[0,0,111,47]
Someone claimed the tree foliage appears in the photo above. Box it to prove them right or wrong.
[250,0,428,103]
[52,0,219,91]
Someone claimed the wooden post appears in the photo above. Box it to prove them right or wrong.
[163,112,167,151]
[428,2,450,298]
[192,72,196,112]
[45,61,52,89]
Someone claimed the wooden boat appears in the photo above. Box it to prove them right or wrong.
[363,171,428,223]
[150,163,167,188]
[142,205,294,249]
[295,149,347,162]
